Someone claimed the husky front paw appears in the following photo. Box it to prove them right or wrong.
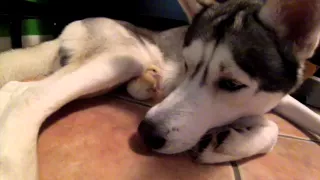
[192,128,249,164]
[190,129,237,164]
[127,65,162,100]
[190,117,278,164]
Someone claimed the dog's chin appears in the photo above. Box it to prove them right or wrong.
[152,141,199,155]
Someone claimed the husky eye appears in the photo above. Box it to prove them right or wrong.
[218,78,247,92]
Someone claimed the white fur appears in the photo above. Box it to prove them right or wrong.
[146,42,284,154]
[197,116,279,164]
[0,5,320,179]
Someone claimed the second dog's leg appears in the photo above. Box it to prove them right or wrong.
[0,55,143,180]
[193,116,279,164]
[274,95,320,136]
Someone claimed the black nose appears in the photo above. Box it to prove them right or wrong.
[138,120,166,149]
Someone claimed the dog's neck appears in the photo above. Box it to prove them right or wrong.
[118,20,190,65]
[155,25,189,62]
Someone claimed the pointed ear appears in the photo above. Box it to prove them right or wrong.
[178,0,218,22]
[197,0,218,7]
[258,0,320,61]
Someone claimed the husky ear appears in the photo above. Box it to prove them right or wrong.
[258,0,320,61]
[196,0,218,7]
[178,0,219,21]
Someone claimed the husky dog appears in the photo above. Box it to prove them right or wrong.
[0,0,320,179]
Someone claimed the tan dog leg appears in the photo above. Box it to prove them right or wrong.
[0,55,143,180]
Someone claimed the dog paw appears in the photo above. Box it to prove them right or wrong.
[127,65,162,100]
[190,129,228,163]
[194,145,237,164]
[190,126,255,164]
[190,120,278,164]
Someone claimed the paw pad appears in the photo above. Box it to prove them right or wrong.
[127,65,162,100]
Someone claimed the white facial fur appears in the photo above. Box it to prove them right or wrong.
[145,39,285,154]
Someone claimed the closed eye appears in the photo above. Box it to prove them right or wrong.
[217,78,247,92]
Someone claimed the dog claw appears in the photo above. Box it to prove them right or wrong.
[127,65,163,100]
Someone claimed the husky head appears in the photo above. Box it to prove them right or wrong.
[138,0,320,154]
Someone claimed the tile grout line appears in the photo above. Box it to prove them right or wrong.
[273,111,320,141]
[107,94,152,107]
[279,134,320,144]
[231,162,242,180]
